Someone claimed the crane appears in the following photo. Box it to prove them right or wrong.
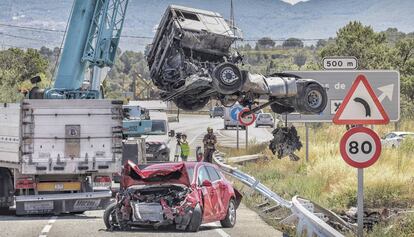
[28,0,129,99]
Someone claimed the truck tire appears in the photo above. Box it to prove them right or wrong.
[221,199,237,228]
[187,204,202,232]
[212,63,243,95]
[294,81,327,114]
[0,168,13,210]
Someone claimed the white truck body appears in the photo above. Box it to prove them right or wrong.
[0,99,123,214]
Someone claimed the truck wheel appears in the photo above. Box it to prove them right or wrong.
[221,199,237,228]
[212,63,243,95]
[295,82,327,114]
[187,204,202,232]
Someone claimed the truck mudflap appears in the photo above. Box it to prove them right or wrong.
[15,191,112,215]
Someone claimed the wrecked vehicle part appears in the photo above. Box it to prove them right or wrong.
[269,125,303,161]
[147,6,244,104]
[104,161,242,231]
[148,5,328,116]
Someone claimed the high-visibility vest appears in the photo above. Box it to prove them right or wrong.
[180,142,190,156]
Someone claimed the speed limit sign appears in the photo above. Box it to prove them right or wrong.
[340,127,381,168]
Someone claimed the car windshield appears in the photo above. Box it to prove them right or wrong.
[144,120,166,135]
[260,114,271,119]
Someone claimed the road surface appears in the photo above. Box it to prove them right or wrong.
[0,114,282,237]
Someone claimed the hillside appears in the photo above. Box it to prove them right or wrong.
[0,0,413,51]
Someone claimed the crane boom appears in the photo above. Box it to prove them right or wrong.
[44,0,129,99]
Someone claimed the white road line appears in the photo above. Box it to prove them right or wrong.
[205,223,231,237]
[38,216,57,237]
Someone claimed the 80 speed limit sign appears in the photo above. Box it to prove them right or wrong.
[339,127,381,168]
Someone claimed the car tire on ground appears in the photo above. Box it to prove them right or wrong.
[221,199,237,228]
[224,125,228,130]
[103,202,118,230]
[187,204,202,232]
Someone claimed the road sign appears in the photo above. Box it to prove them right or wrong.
[333,75,390,125]
[238,108,256,126]
[340,127,381,169]
[230,106,242,121]
[322,56,358,70]
[283,70,400,122]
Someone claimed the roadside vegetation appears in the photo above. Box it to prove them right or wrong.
[1,20,413,235]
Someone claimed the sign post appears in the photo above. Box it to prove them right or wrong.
[357,168,364,237]
[230,106,243,150]
[334,74,389,237]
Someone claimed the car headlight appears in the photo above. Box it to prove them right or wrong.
[158,144,167,150]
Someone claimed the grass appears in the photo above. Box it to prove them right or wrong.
[222,120,414,234]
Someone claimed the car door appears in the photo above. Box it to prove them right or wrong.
[206,166,226,219]
[196,165,215,222]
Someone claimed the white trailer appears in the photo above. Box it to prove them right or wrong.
[0,99,123,215]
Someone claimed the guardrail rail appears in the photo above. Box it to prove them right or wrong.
[213,151,355,237]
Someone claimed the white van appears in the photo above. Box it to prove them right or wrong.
[143,111,176,162]
[224,105,246,130]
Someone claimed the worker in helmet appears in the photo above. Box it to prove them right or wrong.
[202,127,217,163]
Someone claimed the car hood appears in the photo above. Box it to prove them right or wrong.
[145,135,170,143]
[122,160,191,188]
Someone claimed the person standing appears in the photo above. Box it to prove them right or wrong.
[180,134,190,161]
[203,127,217,163]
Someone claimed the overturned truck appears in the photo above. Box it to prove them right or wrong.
[147,5,327,159]
[147,5,327,115]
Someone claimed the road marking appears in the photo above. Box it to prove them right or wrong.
[205,223,231,237]
[38,216,57,237]
[189,131,204,145]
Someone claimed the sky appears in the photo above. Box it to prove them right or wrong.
[280,0,309,4]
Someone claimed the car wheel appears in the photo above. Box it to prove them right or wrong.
[187,204,202,232]
[103,203,118,230]
[221,199,236,228]
[255,124,258,128]
[224,125,228,130]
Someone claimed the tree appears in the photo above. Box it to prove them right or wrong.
[319,21,391,69]
[0,48,48,102]
[293,52,307,69]
[282,38,304,48]
[256,37,275,49]
[316,39,327,49]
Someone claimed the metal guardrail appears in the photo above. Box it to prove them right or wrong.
[213,151,350,237]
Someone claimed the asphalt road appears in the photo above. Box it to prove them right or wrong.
[0,114,282,237]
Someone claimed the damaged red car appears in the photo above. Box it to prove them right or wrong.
[103,161,242,232]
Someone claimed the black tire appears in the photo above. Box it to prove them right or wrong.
[255,124,258,128]
[212,63,243,95]
[187,204,202,232]
[294,81,327,114]
[221,199,237,228]
[103,202,118,230]
[224,125,228,130]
